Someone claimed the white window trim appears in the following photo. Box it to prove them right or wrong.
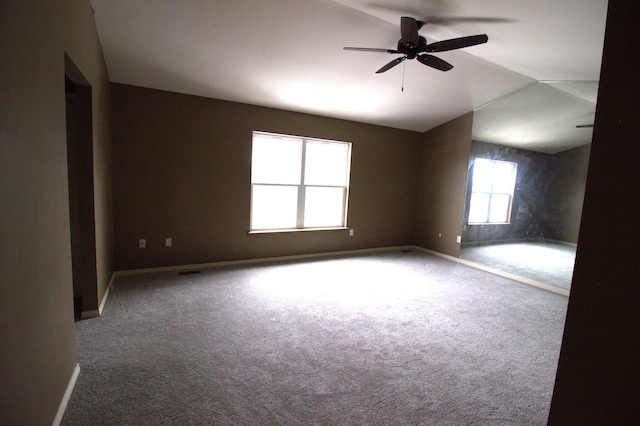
[468,158,517,225]
[249,131,352,233]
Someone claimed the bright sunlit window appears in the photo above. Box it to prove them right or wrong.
[250,131,351,231]
[468,158,517,224]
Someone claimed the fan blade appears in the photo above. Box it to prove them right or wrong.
[417,54,453,71]
[401,16,420,46]
[344,47,400,54]
[376,57,406,73]
[425,34,488,52]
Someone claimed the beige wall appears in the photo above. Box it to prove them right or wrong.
[414,112,473,257]
[4,0,638,422]
[111,84,421,270]
[0,0,112,423]
[64,0,114,312]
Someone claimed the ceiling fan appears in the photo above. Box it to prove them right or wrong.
[344,16,488,73]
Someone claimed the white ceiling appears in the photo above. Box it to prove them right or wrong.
[472,81,598,154]
[90,0,608,150]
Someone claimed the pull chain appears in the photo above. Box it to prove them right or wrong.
[401,58,406,92]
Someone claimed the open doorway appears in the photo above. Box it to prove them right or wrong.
[65,56,98,319]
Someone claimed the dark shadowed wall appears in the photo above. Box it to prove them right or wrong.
[462,142,590,244]
[0,0,112,424]
[111,84,421,271]
[414,112,473,257]
[548,0,640,422]
[542,144,590,243]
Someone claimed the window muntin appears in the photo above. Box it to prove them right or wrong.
[250,132,351,231]
[468,158,517,224]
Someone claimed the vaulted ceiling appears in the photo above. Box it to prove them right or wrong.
[90,0,608,152]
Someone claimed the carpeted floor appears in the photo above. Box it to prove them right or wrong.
[459,240,577,290]
[63,250,568,425]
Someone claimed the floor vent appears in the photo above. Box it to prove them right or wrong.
[401,249,413,253]
[178,270,201,276]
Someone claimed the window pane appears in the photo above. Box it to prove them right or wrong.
[251,185,298,229]
[469,158,517,224]
[304,186,345,227]
[304,141,350,186]
[468,193,490,223]
[251,134,302,185]
[492,161,517,194]
[471,159,494,193]
[489,194,511,223]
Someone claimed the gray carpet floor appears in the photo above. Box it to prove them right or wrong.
[459,241,577,290]
[63,250,568,425]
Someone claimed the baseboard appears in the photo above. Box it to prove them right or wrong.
[461,237,577,248]
[114,245,415,277]
[80,309,99,319]
[541,238,578,247]
[80,272,115,319]
[99,273,115,314]
[412,246,570,296]
[113,245,568,296]
[461,237,534,247]
[53,363,80,426]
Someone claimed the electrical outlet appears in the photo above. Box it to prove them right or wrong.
[349,229,354,237]
[165,237,172,247]
[139,239,146,248]
[438,233,442,238]
[456,235,462,243]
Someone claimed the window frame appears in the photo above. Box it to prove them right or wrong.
[468,158,518,225]
[249,131,352,232]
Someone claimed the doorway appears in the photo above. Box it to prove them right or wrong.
[65,57,98,319]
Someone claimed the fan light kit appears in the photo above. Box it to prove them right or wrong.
[344,17,488,74]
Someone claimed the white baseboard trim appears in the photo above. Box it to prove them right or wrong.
[113,245,568,296]
[461,237,577,248]
[99,274,114,314]
[80,309,99,319]
[114,245,415,277]
[412,246,570,296]
[80,272,115,319]
[53,363,80,426]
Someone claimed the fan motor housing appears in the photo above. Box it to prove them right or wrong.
[398,36,428,59]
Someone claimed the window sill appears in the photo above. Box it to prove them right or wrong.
[468,222,512,226]
[248,227,349,235]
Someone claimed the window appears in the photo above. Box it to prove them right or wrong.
[468,158,517,224]
[250,131,351,231]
